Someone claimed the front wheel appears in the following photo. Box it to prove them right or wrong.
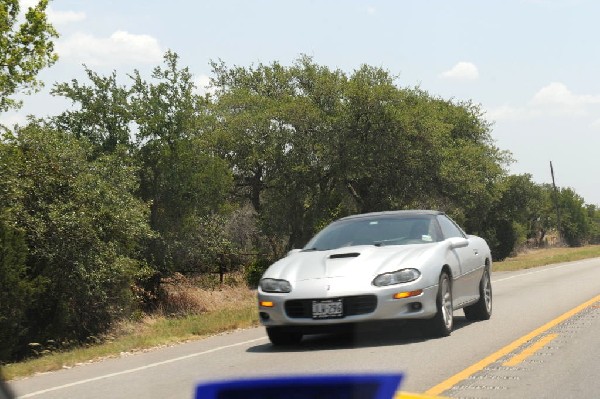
[464,267,492,321]
[266,327,303,346]
[425,272,453,337]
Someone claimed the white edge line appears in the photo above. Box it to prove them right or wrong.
[17,337,267,398]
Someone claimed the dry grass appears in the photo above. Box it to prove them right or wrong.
[157,272,255,315]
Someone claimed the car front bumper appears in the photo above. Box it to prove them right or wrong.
[258,281,439,328]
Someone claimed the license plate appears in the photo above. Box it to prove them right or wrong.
[312,299,343,319]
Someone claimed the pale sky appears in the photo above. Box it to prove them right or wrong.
[4,0,600,205]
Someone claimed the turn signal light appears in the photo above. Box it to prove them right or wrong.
[259,301,274,307]
[393,290,423,299]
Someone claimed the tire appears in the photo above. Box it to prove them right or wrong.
[464,267,492,321]
[425,272,453,337]
[266,327,303,346]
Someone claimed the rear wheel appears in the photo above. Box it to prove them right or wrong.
[464,267,492,321]
[425,272,453,337]
[266,327,303,346]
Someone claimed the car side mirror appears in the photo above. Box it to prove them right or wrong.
[449,237,469,249]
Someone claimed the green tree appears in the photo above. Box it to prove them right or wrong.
[210,57,515,255]
[211,57,349,252]
[558,187,590,247]
[479,174,546,260]
[130,51,233,273]
[263,58,348,249]
[586,204,600,244]
[0,220,30,360]
[51,67,133,154]
[0,159,45,360]
[0,132,36,360]
[337,65,419,212]
[425,98,508,232]
[210,59,296,214]
[0,0,57,111]
[2,124,153,354]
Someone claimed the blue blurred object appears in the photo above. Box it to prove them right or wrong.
[194,374,403,399]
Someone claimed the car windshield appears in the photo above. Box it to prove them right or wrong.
[303,216,439,250]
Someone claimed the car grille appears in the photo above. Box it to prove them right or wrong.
[284,295,377,318]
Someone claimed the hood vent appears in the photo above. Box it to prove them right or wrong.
[329,252,360,259]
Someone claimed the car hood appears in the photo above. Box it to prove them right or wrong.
[263,244,436,282]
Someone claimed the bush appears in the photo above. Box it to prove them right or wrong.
[0,220,33,361]
[244,257,273,288]
[483,219,518,261]
[0,125,154,360]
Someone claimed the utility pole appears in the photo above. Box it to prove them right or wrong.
[550,161,563,245]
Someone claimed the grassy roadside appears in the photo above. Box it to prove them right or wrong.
[3,299,259,381]
[492,245,600,272]
[4,245,600,381]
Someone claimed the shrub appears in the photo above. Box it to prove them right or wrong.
[244,257,273,288]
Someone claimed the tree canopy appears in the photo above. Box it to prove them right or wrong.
[0,0,57,111]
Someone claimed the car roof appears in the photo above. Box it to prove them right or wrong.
[338,210,444,221]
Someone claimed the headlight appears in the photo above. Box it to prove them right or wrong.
[372,268,421,286]
[259,278,292,293]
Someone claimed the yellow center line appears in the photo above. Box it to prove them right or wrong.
[425,294,600,396]
[503,333,558,366]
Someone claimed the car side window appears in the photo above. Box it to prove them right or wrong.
[437,215,465,239]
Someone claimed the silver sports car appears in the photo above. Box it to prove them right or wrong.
[258,210,492,345]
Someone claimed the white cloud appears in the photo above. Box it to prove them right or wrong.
[487,82,600,122]
[367,6,376,15]
[0,113,28,128]
[19,1,85,25]
[20,0,38,10]
[47,8,86,25]
[57,31,163,66]
[194,75,217,97]
[530,82,600,112]
[440,62,479,80]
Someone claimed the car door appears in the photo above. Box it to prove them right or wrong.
[437,215,480,307]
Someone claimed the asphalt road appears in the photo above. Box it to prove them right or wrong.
[8,258,600,399]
